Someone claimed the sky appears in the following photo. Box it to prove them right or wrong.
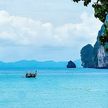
[0,0,102,62]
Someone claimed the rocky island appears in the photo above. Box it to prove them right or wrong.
[81,14,108,68]
[67,60,76,68]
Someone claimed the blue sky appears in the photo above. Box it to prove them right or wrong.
[0,0,102,61]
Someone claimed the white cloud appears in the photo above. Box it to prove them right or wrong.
[0,10,102,48]
[0,9,103,61]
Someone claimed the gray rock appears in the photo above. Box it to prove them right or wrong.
[67,60,76,68]
[81,44,94,68]
[81,14,108,68]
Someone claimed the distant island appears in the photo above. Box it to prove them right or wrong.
[0,60,80,70]
[67,60,76,68]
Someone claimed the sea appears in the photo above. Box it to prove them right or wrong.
[0,68,108,108]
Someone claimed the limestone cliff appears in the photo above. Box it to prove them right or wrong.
[81,44,94,68]
[81,14,108,68]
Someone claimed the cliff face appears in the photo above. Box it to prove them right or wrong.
[81,14,108,68]
[81,44,94,68]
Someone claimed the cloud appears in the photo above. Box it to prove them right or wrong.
[0,10,103,61]
[0,10,102,48]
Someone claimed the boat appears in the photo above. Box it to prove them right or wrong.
[25,72,37,78]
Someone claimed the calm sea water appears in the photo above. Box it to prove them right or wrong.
[0,68,108,108]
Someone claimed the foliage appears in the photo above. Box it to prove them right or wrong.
[72,0,108,22]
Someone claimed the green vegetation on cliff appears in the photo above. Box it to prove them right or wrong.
[73,0,108,22]
[73,0,108,68]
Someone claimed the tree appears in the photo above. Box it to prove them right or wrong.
[72,0,108,22]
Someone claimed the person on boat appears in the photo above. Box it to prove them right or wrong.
[25,71,37,78]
